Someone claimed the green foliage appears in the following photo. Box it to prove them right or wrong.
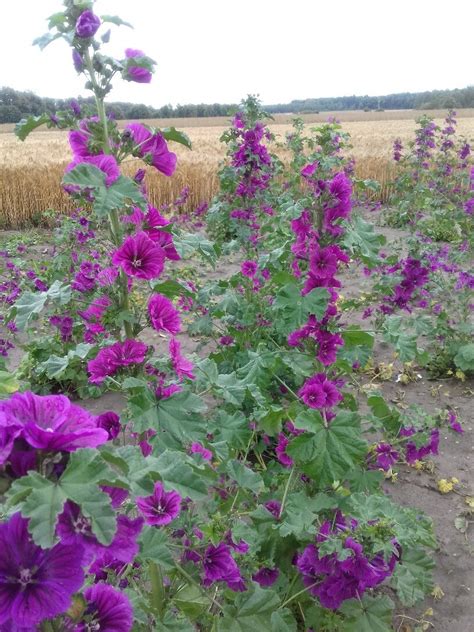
[62,166,147,216]
[339,595,394,632]
[391,549,435,606]
[273,285,329,333]
[288,411,367,486]
[7,449,116,548]
[454,343,474,373]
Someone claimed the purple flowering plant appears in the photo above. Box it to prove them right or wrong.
[387,110,473,241]
[0,2,454,631]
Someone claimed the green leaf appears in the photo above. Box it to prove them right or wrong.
[139,528,174,569]
[454,343,474,372]
[58,449,116,545]
[32,32,62,51]
[155,391,207,443]
[218,585,281,632]
[94,175,147,215]
[13,290,48,330]
[226,460,264,493]
[9,450,115,548]
[287,411,367,485]
[151,280,194,299]
[0,370,19,394]
[161,127,192,149]
[100,14,133,28]
[40,354,69,378]
[174,233,218,266]
[279,492,320,537]
[342,215,385,266]
[340,595,394,632]
[154,451,209,501]
[173,584,208,618]
[273,283,329,333]
[62,166,146,216]
[8,472,66,548]
[46,280,72,305]
[390,549,435,606]
[340,328,374,366]
[271,609,297,632]
[15,113,51,140]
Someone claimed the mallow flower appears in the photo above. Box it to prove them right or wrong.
[126,123,177,176]
[73,584,133,632]
[75,10,101,38]
[136,481,181,526]
[123,48,154,83]
[0,391,108,459]
[0,513,84,628]
[148,293,181,334]
[112,232,165,280]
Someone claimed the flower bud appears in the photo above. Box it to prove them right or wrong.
[75,10,101,38]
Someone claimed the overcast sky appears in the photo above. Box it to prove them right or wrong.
[1,0,473,106]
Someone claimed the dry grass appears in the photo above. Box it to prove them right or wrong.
[1,110,474,227]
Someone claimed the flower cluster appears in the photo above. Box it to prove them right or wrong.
[297,513,400,609]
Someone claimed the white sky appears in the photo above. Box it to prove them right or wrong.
[1,0,473,107]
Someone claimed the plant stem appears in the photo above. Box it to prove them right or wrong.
[149,561,165,618]
[279,466,295,518]
[85,48,133,340]
[174,563,224,613]
[279,581,319,609]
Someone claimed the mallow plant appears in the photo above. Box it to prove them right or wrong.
[0,2,453,631]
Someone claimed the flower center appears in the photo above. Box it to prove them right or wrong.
[132,258,142,267]
[74,514,92,535]
[17,566,35,588]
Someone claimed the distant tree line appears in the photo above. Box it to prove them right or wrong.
[1,85,474,124]
[266,86,474,114]
[0,87,236,123]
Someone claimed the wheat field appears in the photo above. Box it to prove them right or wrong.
[1,109,474,227]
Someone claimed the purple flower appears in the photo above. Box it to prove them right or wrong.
[75,10,101,38]
[241,260,258,278]
[298,373,342,410]
[252,567,279,587]
[447,411,463,434]
[69,100,84,118]
[57,502,143,565]
[264,500,281,519]
[301,162,317,178]
[201,543,246,591]
[97,266,119,287]
[0,392,108,458]
[148,293,181,334]
[123,48,153,83]
[126,123,177,176]
[0,513,84,628]
[275,433,293,468]
[72,50,84,72]
[96,411,121,440]
[169,337,195,380]
[136,482,181,526]
[219,335,234,346]
[65,154,120,187]
[74,584,133,632]
[87,339,148,384]
[190,442,213,461]
[112,232,165,280]
[375,443,399,471]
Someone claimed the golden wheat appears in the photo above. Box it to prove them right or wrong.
[1,110,473,227]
